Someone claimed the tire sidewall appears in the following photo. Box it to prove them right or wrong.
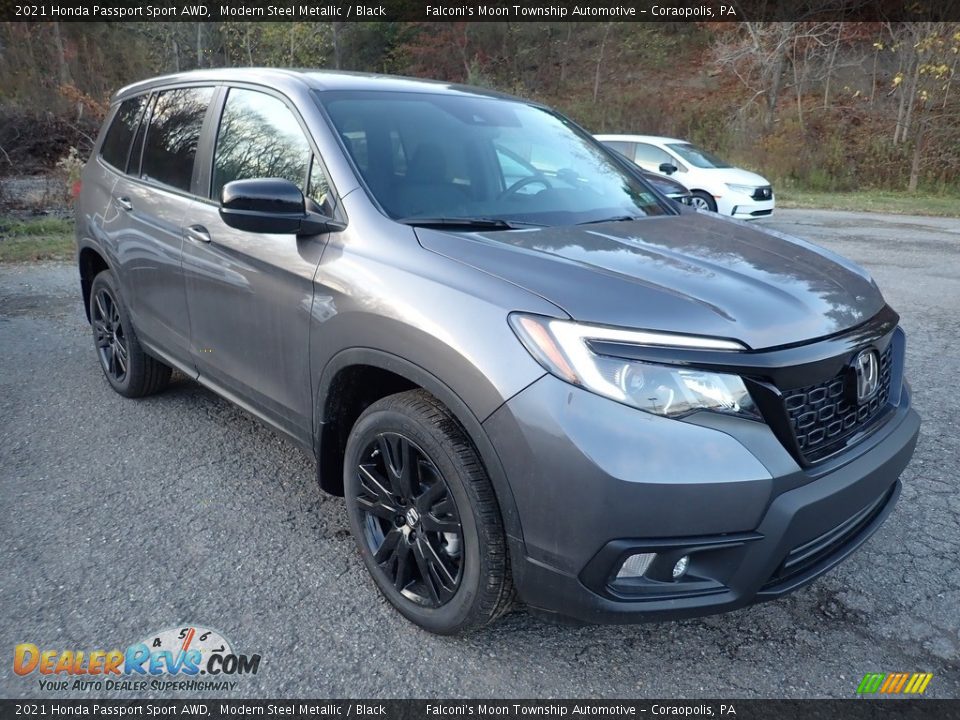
[344,405,485,634]
[692,190,718,213]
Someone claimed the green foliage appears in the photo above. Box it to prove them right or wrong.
[0,216,75,262]
[1,217,73,237]
[777,188,960,217]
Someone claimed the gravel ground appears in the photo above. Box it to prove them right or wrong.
[0,175,71,219]
[0,208,957,699]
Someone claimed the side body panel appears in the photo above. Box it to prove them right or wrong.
[181,198,326,442]
[75,157,119,278]
[107,173,193,366]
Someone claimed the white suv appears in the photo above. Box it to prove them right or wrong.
[596,134,774,219]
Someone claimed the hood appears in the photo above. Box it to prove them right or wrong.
[707,167,770,187]
[416,213,885,350]
[642,172,689,195]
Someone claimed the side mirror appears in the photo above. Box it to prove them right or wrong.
[659,163,678,175]
[219,178,344,235]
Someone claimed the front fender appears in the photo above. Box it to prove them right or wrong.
[314,346,539,564]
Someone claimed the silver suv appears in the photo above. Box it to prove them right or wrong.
[76,69,920,634]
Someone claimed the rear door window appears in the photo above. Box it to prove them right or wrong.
[140,87,214,192]
[100,95,149,172]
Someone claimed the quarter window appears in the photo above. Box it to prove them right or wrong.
[212,88,315,201]
[100,95,148,172]
[307,156,332,213]
[140,87,214,192]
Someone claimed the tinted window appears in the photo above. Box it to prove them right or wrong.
[340,130,368,172]
[307,156,333,214]
[128,94,156,177]
[634,143,675,167]
[602,140,634,160]
[140,87,213,192]
[100,96,148,171]
[320,91,669,225]
[212,88,313,200]
[495,147,543,196]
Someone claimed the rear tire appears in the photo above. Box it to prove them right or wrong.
[691,190,718,212]
[89,270,171,398]
[343,389,514,634]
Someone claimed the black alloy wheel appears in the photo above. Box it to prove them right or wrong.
[88,270,171,398]
[92,287,128,383]
[343,390,514,634]
[355,432,464,607]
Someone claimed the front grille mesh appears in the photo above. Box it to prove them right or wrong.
[783,344,893,462]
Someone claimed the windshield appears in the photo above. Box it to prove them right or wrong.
[666,143,732,169]
[317,90,671,226]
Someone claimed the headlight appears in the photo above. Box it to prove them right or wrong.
[725,183,758,195]
[509,314,759,420]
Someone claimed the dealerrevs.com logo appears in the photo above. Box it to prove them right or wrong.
[13,625,261,692]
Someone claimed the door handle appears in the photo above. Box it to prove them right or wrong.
[184,225,211,244]
[116,197,133,212]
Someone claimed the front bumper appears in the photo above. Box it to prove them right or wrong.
[483,374,919,624]
[724,195,775,219]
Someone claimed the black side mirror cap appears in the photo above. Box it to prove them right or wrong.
[659,163,678,175]
[219,178,344,235]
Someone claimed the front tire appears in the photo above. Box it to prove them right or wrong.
[89,270,171,398]
[690,190,718,212]
[343,390,513,634]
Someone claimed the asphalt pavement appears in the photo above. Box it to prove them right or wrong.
[1,208,958,699]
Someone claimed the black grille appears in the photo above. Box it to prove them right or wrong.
[752,186,773,201]
[783,344,893,463]
[763,486,893,590]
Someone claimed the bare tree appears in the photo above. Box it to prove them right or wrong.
[593,23,614,103]
[711,22,799,129]
[51,22,71,86]
[821,21,843,108]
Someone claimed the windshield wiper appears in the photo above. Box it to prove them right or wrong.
[396,216,536,230]
[577,215,643,225]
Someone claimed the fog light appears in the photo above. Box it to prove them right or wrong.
[672,555,690,580]
[616,552,656,579]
